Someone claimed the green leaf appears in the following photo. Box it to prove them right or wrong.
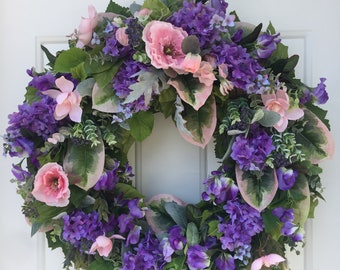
[34,202,68,223]
[142,0,171,20]
[93,61,122,88]
[163,255,186,270]
[178,95,217,148]
[208,219,222,238]
[239,23,262,45]
[159,87,177,118]
[127,111,154,141]
[25,86,40,104]
[76,78,96,97]
[290,174,310,226]
[186,222,199,246]
[266,21,277,34]
[164,201,187,228]
[236,166,278,212]
[54,48,87,73]
[69,185,87,207]
[63,138,105,191]
[88,260,116,270]
[262,211,282,241]
[92,83,120,113]
[41,45,56,68]
[115,183,144,199]
[283,55,299,73]
[70,62,87,81]
[106,0,130,16]
[258,109,280,127]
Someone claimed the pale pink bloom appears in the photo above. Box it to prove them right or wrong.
[48,133,65,144]
[193,61,216,87]
[218,63,229,79]
[32,162,70,207]
[115,27,129,46]
[218,64,233,95]
[182,53,202,73]
[261,89,304,132]
[76,5,98,48]
[251,254,285,270]
[43,76,82,123]
[89,234,125,257]
[142,21,187,70]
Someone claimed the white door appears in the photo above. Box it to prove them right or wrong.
[1,0,339,269]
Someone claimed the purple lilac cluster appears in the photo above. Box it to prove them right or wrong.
[272,207,303,242]
[125,18,144,48]
[218,199,264,264]
[231,125,275,171]
[121,231,165,270]
[168,1,223,49]
[300,78,329,105]
[62,210,106,252]
[27,68,56,91]
[112,59,149,121]
[202,167,239,204]
[94,160,134,191]
[210,42,264,93]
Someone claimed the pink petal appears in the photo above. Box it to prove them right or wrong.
[251,258,264,270]
[261,93,276,106]
[263,254,285,266]
[42,89,61,99]
[55,76,74,93]
[55,103,71,120]
[285,107,304,121]
[274,117,288,132]
[69,106,82,122]
[276,89,289,101]
[56,92,69,104]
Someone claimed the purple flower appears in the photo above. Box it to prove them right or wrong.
[215,253,235,270]
[313,78,328,104]
[168,225,186,250]
[27,69,56,91]
[272,207,301,240]
[11,164,31,181]
[202,168,238,204]
[128,198,145,219]
[126,225,141,246]
[187,244,210,270]
[231,126,275,171]
[118,214,134,234]
[276,167,298,190]
[94,163,120,191]
[256,33,281,58]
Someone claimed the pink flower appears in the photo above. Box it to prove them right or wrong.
[261,89,304,132]
[32,162,70,207]
[182,53,202,73]
[43,76,82,122]
[76,5,98,48]
[251,254,285,270]
[115,27,129,46]
[218,64,233,95]
[134,8,153,22]
[142,21,187,71]
[193,61,216,87]
[89,234,125,257]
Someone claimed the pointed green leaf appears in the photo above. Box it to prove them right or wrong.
[142,0,171,20]
[76,78,96,97]
[93,61,122,88]
[88,260,116,270]
[115,183,144,199]
[168,76,213,111]
[106,0,130,16]
[164,201,187,228]
[290,174,310,226]
[41,45,56,68]
[63,138,105,190]
[92,83,120,113]
[186,222,199,246]
[127,111,154,141]
[236,166,278,212]
[177,95,217,148]
[54,48,87,73]
[159,87,177,118]
[70,62,87,81]
[258,109,280,127]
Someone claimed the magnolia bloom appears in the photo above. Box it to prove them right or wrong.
[115,27,129,46]
[142,20,187,71]
[261,89,304,132]
[48,132,65,144]
[32,162,70,207]
[89,234,125,257]
[76,5,98,48]
[43,76,82,122]
[251,253,285,270]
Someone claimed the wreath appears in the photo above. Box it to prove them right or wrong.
[4,0,334,269]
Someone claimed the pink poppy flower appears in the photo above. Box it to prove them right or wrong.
[261,89,304,132]
[76,5,98,48]
[251,253,285,270]
[89,234,125,257]
[31,162,70,207]
[43,76,82,122]
[142,21,187,71]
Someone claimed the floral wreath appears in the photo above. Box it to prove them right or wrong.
[4,0,334,269]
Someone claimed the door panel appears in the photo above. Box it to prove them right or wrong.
[1,0,339,269]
